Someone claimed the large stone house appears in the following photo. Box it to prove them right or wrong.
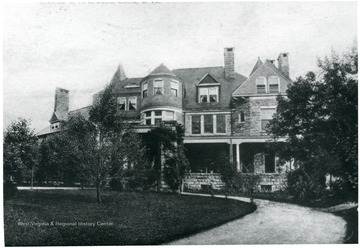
[38,48,292,192]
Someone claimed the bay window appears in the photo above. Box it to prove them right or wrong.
[154,80,164,95]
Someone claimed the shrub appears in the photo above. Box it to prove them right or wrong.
[109,178,123,191]
[4,181,18,199]
[287,168,325,200]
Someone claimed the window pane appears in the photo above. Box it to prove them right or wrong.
[171,81,178,90]
[142,89,147,98]
[256,77,266,85]
[209,87,218,102]
[200,95,208,102]
[261,119,271,131]
[209,94,217,102]
[268,76,279,85]
[171,88,178,97]
[239,112,245,122]
[145,119,151,125]
[269,85,279,93]
[154,80,163,95]
[261,108,276,119]
[143,82,148,90]
[257,85,266,94]
[163,111,174,121]
[145,111,151,117]
[154,118,162,125]
[117,97,126,110]
[191,115,201,134]
[204,115,213,133]
[155,110,162,116]
[216,115,226,133]
[128,97,137,110]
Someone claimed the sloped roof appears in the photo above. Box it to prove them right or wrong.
[232,60,292,96]
[250,57,263,76]
[173,66,247,111]
[37,126,61,137]
[69,106,91,119]
[197,74,221,85]
[148,63,177,77]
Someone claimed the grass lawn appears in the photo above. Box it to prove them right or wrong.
[4,190,256,246]
[333,207,358,244]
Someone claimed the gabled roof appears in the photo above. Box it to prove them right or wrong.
[232,59,292,96]
[250,57,263,76]
[49,111,68,123]
[197,74,221,85]
[148,63,177,77]
[173,66,247,111]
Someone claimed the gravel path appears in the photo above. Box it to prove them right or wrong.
[169,193,346,245]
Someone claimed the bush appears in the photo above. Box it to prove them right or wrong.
[4,181,18,199]
[109,178,123,191]
[287,168,325,200]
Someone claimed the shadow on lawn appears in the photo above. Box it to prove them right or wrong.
[4,190,256,246]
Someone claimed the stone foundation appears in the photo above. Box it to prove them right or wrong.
[183,172,287,192]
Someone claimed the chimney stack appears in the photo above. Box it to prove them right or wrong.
[224,47,235,80]
[53,87,69,122]
[277,53,289,76]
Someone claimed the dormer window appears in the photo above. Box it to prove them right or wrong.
[199,87,219,103]
[117,97,126,110]
[142,82,148,98]
[154,80,164,95]
[268,76,280,93]
[256,77,267,94]
[171,81,179,97]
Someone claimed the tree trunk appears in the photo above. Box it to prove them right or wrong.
[30,167,34,190]
[96,184,102,203]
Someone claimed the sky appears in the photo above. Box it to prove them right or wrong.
[3,1,357,132]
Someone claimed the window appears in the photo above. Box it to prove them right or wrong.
[268,76,280,93]
[117,97,126,110]
[239,111,245,123]
[163,111,175,121]
[154,80,164,95]
[216,115,226,133]
[171,81,179,97]
[128,97,137,110]
[261,107,276,131]
[204,115,213,133]
[143,110,174,125]
[256,77,267,94]
[199,87,219,103]
[265,152,275,173]
[142,82,148,98]
[191,115,201,134]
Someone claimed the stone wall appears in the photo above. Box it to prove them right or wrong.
[241,173,287,192]
[183,173,225,191]
[183,172,287,192]
[232,96,278,136]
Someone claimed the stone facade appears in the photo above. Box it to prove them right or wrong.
[183,173,225,191]
[182,172,287,192]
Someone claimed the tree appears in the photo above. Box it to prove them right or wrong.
[4,118,39,189]
[142,123,189,192]
[58,84,145,203]
[268,44,358,200]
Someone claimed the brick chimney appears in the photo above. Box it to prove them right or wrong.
[224,47,235,80]
[277,53,289,76]
[53,87,69,122]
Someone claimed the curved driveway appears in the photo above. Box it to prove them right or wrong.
[169,193,346,245]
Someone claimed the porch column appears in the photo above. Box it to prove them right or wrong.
[236,143,240,172]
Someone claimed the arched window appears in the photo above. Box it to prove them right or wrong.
[239,111,245,123]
